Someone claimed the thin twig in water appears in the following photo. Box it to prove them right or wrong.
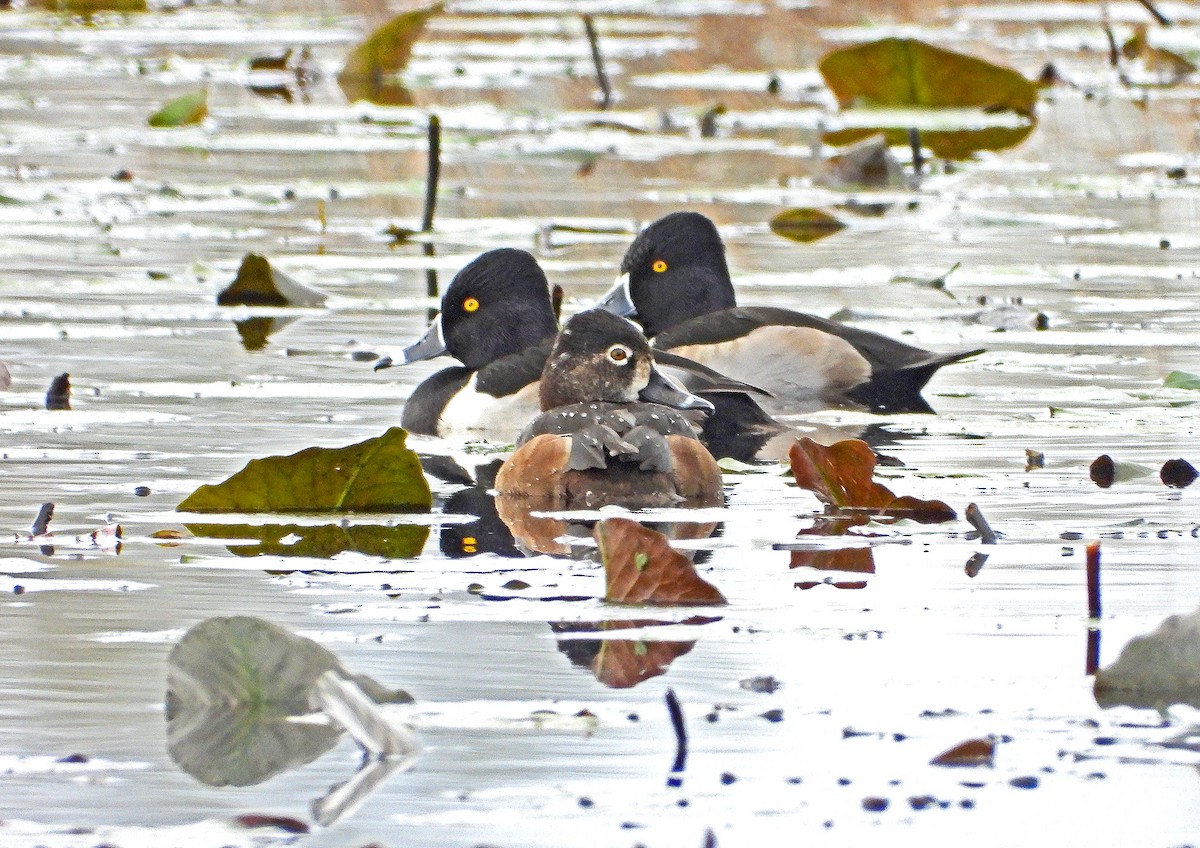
[421,114,440,233]
[582,15,612,110]
[665,688,687,786]
[1086,541,1102,619]
[1135,0,1172,26]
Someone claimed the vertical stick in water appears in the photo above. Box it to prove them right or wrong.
[423,242,438,301]
[582,15,612,110]
[665,687,687,787]
[1085,626,1101,676]
[1085,541,1101,620]
[908,127,924,176]
[421,114,440,233]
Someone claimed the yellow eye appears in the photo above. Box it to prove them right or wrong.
[463,535,477,553]
[463,297,480,313]
[652,259,668,273]
[607,344,631,363]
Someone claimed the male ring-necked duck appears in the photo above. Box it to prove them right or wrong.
[376,247,787,460]
[596,211,984,415]
[494,309,724,510]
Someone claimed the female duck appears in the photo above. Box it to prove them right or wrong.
[597,211,984,414]
[494,310,724,510]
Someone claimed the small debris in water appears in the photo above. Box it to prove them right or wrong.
[1009,776,1039,789]
[760,709,784,723]
[739,675,781,693]
[862,797,888,812]
[133,486,151,497]
[1160,459,1197,488]
[1024,449,1045,470]
[45,373,70,411]
[930,737,995,767]
[720,772,737,785]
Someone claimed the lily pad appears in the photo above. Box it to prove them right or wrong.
[1095,604,1200,710]
[769,208,846,243]
[177,428,431,514]
[217,253,327,308]
[185,522,429,559]
[148,90,208,128]
[788,437,956,523]
[165,616,412,787]
[818,38,1037,159]
[1164,370,1200,390]
[595,517,726,607]
[337,3,444,105]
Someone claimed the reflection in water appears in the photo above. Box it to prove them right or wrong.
[788,514,877,589]
[186,522,429,560]
[166,617,418,825]
[1094,605,1200,710]
[551,617,720,688]
[234,316,300,351]
[440,486,522,559]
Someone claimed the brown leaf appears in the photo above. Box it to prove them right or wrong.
[595,518,726,606]
[593,636,697,689]
[930,737,995,767]
[337,3,443,105]
[788,438,956,523]
[790,547,875,573]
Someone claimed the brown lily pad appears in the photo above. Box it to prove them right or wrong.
[595,518,726,606]
[930,737,995,767]
[788,438,956,523]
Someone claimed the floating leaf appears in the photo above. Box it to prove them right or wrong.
[788,438,956,523]
[818,38,1037,159]
[552,618,718,689]
[1160,459,1198,489]
[177,427,431,514]
[769,208,846,243]
[148,89,208,128]
[29,0,146,15]
[1165,370,1200,390]
[217,253,327,308]
[819,38,1036,114]
[595,518,726,606]
[186,522,428,559]
[166,616,412,787]
[45,372,70,410]
[337,3,443,105]
[930,737,995,767]
[1095,604,1200,710]
[1088,454,1155,489]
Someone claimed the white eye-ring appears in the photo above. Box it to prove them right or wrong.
[607,344,632,364]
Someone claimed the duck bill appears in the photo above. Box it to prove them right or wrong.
[640,364,714,414]
[376,314,448,371]
[594,273,638,317]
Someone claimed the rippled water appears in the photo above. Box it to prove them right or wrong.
[2,1,1200,846]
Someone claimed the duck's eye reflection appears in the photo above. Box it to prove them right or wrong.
[607,344,631,363]
[463,296,480,313]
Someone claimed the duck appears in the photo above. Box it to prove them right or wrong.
[375,247,787,462]
[595,211,985,415]
[494,309,724,510]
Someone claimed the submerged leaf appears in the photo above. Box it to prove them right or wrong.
[788,438,956,523]
[217,254,327,308]
[177,427,431,513]
[769,208,846,243]
[337,3,443,105]
[595,518,726,606]
[148,90,208,128]
[930,737,995,767]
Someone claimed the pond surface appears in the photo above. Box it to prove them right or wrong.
[2,1,1200,846]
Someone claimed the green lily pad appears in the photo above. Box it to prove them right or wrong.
[186,522,429,559]
[148,90,208,128]
[217,253,328,308]
[177,427,431,514]
[1165,370,1200,390]
[337,3,444,105]
[166,616,412,787]
[818,38,1037,159]
[769,208,846,243]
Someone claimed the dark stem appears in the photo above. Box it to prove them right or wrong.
[665,687,687,785]
[1085,541,1101,619]
[907,127,924,176]
[30,502,54,537]
[582,15,612,110]
[423,241,438,300]
[1136,0,1172,26]
[1085,626,1101,676]
[1101,22,1120,68]
[421,114,440,233]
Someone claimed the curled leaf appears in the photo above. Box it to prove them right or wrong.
[148,90,208,128]
[930,737,995,767]
[788,438,956,523]
[217,253,327,308]
[769,208,846,243]
[595,518,726,606]
[337,3,443,105]
[177,427,431,514]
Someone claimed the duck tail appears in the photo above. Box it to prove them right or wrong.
[849,348,985,414]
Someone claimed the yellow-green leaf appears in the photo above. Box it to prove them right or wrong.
[1165,370,1200,390]
[819,38,1036,115]
[769,208,846,243]
[29,0,146,15]
[177,428,431,513]
[148,90,208,128]
[337,3,444,105]
[185,522,429,559]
